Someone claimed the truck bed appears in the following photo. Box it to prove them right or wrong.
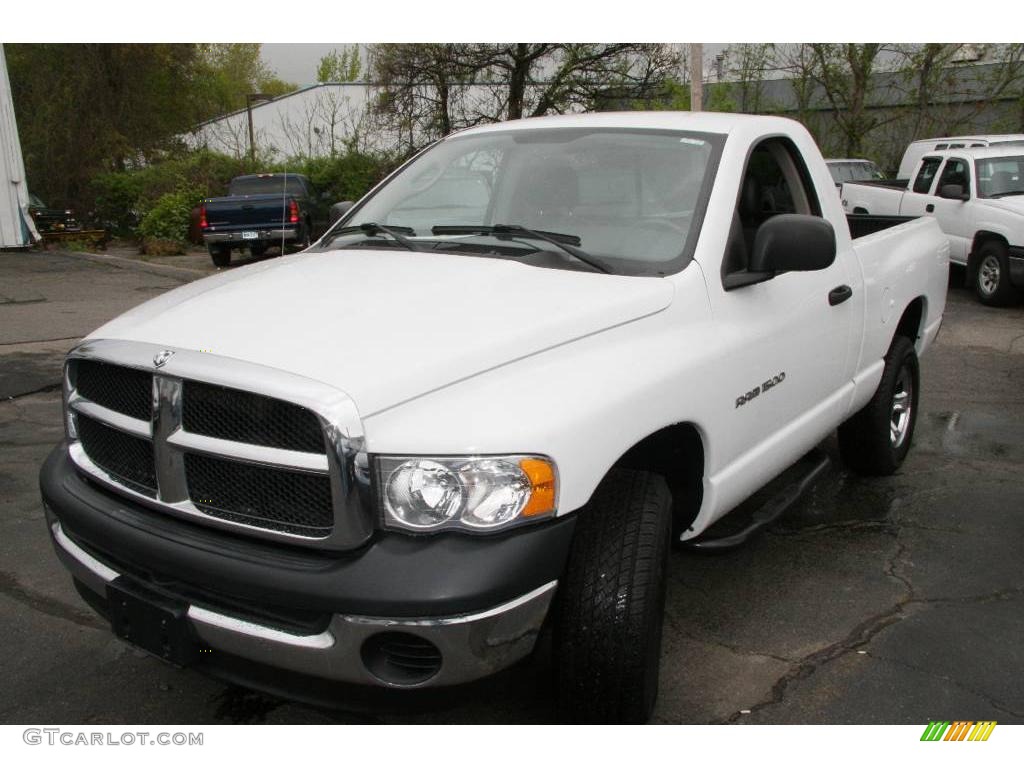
[846,213,917,239]
[846,178,909,190]
[204,194,292,231]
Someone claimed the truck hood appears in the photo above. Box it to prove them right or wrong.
[90,249,674,416]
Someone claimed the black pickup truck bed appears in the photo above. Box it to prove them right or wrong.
[846,213,918,239]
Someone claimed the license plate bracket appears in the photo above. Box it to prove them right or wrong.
[106,579,196,666]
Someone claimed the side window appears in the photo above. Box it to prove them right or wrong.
[723,138,820,278]
[913,158,942,193]
[937,158,970,196]
[934,143,948,150]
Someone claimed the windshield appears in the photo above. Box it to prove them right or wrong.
[329,127,724,276]
[976,156,1024,198]
[828,161,884,183]
[228,176,308,197]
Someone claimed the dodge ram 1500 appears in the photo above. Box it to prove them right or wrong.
[40,112,948,723]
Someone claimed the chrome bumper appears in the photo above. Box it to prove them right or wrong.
[203,229,297,244]
[52,522,556,688]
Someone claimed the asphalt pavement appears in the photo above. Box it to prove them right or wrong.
[1,249,1021,724]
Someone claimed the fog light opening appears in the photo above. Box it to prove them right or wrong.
[360,631,442,686]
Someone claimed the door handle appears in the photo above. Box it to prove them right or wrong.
[829,285,853,306]
[925,203,935,213]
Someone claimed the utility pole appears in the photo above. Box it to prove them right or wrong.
[246,93,272,164]
[690,44,703,112]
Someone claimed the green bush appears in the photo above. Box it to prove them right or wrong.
[89,147,399,242]
[137,188,199,245]
[92,149,260,237]
[296,151,397,205]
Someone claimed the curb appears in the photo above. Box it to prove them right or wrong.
[59,250,210,282]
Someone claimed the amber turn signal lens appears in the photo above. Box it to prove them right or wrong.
[519,458,556,517]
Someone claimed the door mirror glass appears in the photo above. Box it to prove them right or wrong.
[938,183,968,201]
[748,214,836,274]
[329,200,355,225]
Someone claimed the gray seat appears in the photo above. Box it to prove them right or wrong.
[988,170,1015,196]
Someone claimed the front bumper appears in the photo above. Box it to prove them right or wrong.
[53,521,556,688]
[41,446,574,689]
[203,229,298,245]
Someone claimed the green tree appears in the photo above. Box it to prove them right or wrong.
[317,46,363,82]
[5,43,203,206]
[808,43,893,157]
[717,44,777,113]
[193,44,297,120]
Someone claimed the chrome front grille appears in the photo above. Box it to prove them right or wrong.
[181,380,325,453]
[75,358,152,421]
[76,413,158,497]
[64,340,372,550]
[184,452,334,536]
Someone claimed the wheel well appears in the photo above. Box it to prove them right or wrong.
[613,423,704,536]
[971,231,1008,258]
[894,297,925,348]
[966,232,1008,286]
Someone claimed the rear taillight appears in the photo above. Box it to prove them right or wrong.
[288,200,299,224]
[199,204,208,229]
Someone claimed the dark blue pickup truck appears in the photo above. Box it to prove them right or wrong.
[200,173,324,267]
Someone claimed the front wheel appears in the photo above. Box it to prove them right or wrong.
[838,336,919,475]
[552,468,672,723]
[973,242,1018,306]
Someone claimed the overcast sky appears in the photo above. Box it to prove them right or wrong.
[261,43,346,84]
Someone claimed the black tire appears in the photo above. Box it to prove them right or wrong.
[285,223,312,254]
[838,336,919,475]
[208,244,231,268]
[972,241,1018,307]
[552,468,672,723]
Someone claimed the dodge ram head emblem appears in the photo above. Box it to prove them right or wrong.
[153,350,174,368]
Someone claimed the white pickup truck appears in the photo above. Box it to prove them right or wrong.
[40,112,948,723]
[842,145,1024,305]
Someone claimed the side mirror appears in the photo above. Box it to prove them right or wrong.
[938,183,969,201]
[328,200,355,225]
[748,214,836,274]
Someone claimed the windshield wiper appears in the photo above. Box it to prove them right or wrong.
[988,190,1024,198]
[431,224,611,274]
[325,222,423,251]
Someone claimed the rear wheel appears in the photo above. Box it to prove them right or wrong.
[973,241,1018,306]
[838,336,919,475]
[285,223,312,254]
[552,468,672,723]
[208,244,231,268]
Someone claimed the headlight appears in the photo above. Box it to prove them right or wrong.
[377,455,557,533]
